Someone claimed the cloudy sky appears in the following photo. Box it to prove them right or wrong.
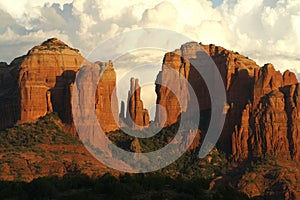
[0,0,300,118]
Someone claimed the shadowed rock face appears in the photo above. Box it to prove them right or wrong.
[155,42,300,161]
[0,38,119,133]
[154,49,190,127]
[231,63,299,161]
[155,42,260,149]
[232,80,300,161]
[126,78,150,129]
[17,38,84,125]
[0,60,20,129]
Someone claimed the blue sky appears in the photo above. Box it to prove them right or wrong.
[211,0,223,7]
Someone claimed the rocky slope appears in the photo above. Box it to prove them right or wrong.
[0,113,121,182]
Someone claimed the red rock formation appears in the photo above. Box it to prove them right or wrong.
[155,42,260,151]
[127,78,150,129]
[192,43,260,151]
[284,84,300,160]
[71,61,120,156]
[0,38,119,133]
[283,70,298,86]
[155,43,260,125]
[155,50,190,127]
[17,38,83,123]
[95,61,119,132]
[155,42,300,161]
[232,74,300,161]
[253,63,297,108]
[231,103,252,160]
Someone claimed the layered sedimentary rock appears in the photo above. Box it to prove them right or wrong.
[155,42,260,151]
[72,61,120,156]
[155,42,260,125]
[232,81,300,161]
[200,44,260,151]
[0,38,119,133]
[253,63,298,108]
[95,61,119,132]
[126,78,149,129]
[155,42,300,161]
[17,38,83,124]
[155,50,190,126]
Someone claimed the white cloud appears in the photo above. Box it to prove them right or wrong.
[219,0,300,73]
[0,0,300,115]
[0,0,72,20]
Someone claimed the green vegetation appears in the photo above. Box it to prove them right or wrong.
[158,149,228,179]
[0,173,248,200]
[0,112,80,149]
[0,115,248,199]
[107,122,228,179]
[107,122,189,153]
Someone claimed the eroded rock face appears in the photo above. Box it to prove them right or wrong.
[95,61,119,132]
[155,42,300,161]
[126,78,149,129]
[201,44,260,152]
[17,38,83,124]
[155,50,190,127]
[155,43,260,125]
[72,61,119,154]
[0,38,119,133]
[155,42,260,151]
[232,77,300,161]
[253,63,298,108]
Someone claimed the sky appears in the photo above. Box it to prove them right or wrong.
[0,0,300,118]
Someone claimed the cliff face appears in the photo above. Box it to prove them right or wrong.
[155,42,260,149]
[155,42,260,122]
[155,42,300,161]
[0,38,119,133]
[16,38,83,124]
[127,78,150,129]
[95,61,119,132]
[0,61,19,129]
[232,70,300,161]
[155,50,190,127]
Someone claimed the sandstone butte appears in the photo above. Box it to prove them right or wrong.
[0,38,119,133]
[155,41,300,163]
